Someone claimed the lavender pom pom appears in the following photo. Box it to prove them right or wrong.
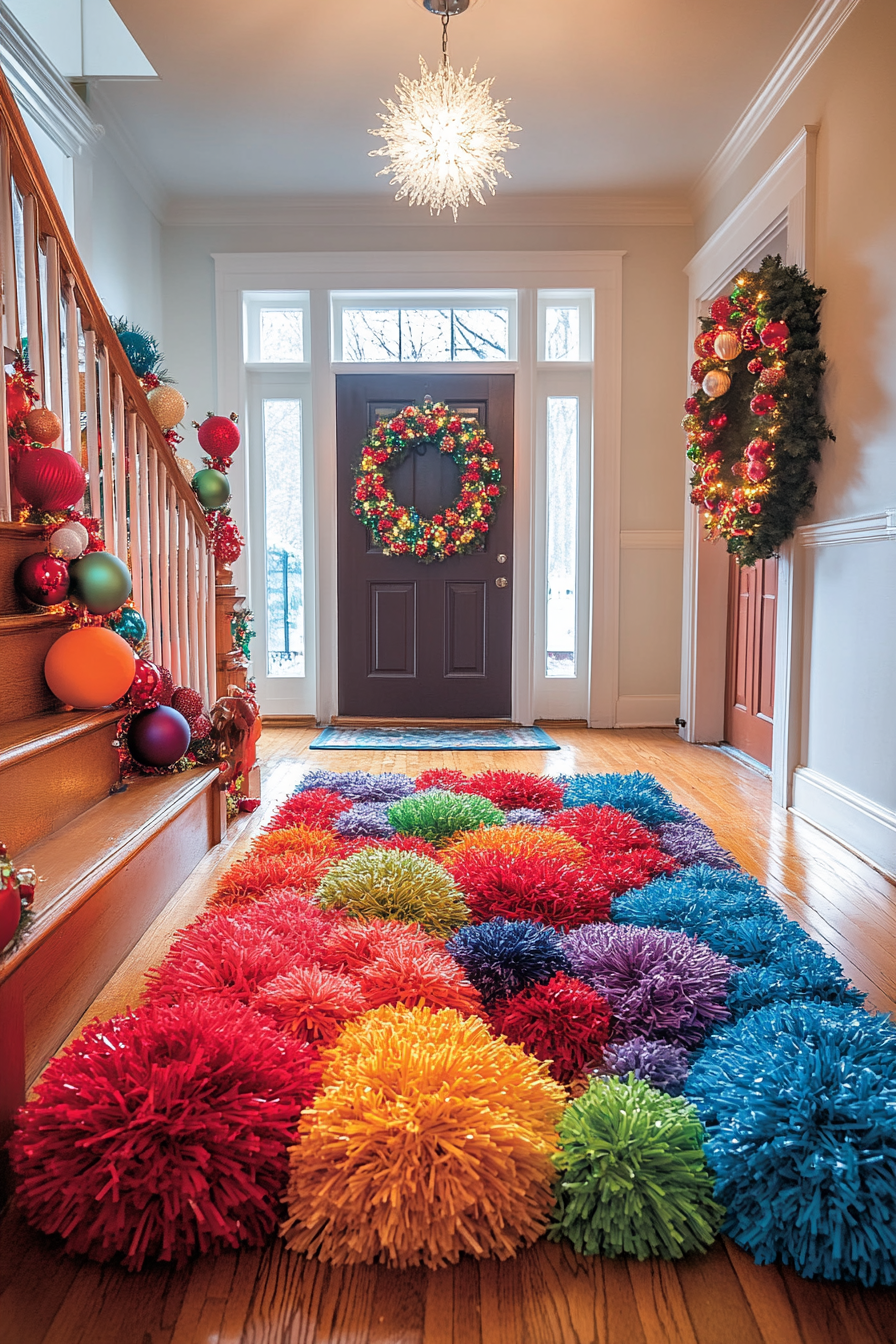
[504,808,547,827]
[562,772,681,826]
[295,770,414,803]
[295,769,344,794]
[565,923,734,1048]
[656,813,740,870]
[446,919,570,1007]
[333,802,395,839]
[603,1037,690,1096]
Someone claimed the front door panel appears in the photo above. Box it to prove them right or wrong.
[336,374,514,718]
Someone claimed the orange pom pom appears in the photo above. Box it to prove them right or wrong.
[442,823,588,870]
[250,826,342,859]
[359,943,484,1017]
[210,852,334,910]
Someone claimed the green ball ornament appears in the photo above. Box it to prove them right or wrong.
[192,468,231,510]
[106,605,147,648]
[69,552,133,616]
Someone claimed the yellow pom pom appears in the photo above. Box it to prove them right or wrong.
[281,1003,566,1268]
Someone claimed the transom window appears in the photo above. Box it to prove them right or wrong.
[331,292,518,363]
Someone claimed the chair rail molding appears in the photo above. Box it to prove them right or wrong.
[798,510,896,547]
[691,0,862,215]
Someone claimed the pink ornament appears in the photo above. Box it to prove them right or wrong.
[760,321,790,350]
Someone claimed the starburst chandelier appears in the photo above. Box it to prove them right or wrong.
[369,0,520,220]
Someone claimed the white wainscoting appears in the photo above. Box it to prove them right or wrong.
[792,767,896,881]
[617,530,683,726]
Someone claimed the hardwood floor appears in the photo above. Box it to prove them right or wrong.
[2,728,895,1344]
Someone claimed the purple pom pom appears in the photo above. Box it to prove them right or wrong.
[656,811,740,870]
[333,802,396,839]
[503,808,547,827]
[565,922,735,1048]
[602,1036,690,1096]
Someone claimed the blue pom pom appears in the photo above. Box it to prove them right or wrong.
[697,915,811,966]
[727,942,866,1019]
[562,772,681,826]
[446,919,570,1007]
[333,802,395,839]
[603,1037,690,1096]
[686,1003,896,1285]
[613,865,780,935]
[503,807,547,827]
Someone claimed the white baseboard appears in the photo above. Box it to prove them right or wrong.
[614,695,680,728]
[791,766,896,880]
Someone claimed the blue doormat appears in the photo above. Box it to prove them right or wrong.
[309,725,560,751]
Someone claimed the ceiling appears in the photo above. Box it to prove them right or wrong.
[102,0,817,209]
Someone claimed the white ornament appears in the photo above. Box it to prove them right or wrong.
[48,521,89,560]
[369,57,520,220]
[702,370,731,399]
[713,330,743,361]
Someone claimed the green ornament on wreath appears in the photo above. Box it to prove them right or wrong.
[352,401,502,562]
[683,255,834,567]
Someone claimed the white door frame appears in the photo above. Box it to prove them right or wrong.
[680,127,817,806]
[214,251,624,727]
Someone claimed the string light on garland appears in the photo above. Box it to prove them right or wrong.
[369,0,520,219]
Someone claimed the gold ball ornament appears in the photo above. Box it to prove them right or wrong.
[176,455,195,483]
[713,331,743,361]
[146,385,186,432]
[702,370,731,399]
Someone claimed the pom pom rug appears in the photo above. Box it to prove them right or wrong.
[11,766,886,1285]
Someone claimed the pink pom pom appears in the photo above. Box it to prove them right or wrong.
[257,964,369,1044]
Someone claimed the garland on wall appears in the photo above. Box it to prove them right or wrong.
[683,255,834,566]
[352,401,502,562]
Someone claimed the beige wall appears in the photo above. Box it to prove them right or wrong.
[695,0,896,869]
[161,215,694,721]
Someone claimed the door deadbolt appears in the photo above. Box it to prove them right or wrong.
[497,553,507,564]
[495,577,508,588]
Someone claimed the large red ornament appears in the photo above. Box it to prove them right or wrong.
[128,706,191,767]
[129,658,164,709]
[0,881,21,952]
[760,320,790,350]
[710,296,732,324]
[196,414,241,460]
[14,448,86,512]
[14,553,70,606]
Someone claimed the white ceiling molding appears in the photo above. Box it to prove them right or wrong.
[0,4,101,154]
[164,192,692,230]
[86,81,167,222]
[691,0,863,216]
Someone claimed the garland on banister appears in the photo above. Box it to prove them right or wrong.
[683,255,834,566]
[352,401,502,562]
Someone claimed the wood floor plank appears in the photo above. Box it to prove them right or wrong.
[4,727,895,1344]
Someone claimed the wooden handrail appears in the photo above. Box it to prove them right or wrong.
[0,64,208,533]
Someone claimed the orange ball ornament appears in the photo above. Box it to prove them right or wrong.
[44,626,136,709]
[24,406,63,445]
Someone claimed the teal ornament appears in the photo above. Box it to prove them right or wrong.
[192,468,231,511]
[107,605,147,648]
[69,552,133,615]
[117,330,158,378]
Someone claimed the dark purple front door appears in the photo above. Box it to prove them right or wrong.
[336,373,514,718]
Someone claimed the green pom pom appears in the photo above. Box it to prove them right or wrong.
[549,1075,724,1260]
[315,848,469,936]
[388,789,504,843]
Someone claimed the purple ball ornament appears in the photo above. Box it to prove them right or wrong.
[127,706,191,767]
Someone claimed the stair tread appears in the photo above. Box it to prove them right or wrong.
[0,708,120,769]
[1,765,219,982]
[0,610,69,634]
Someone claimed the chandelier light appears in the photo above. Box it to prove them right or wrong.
[369,0,520,220]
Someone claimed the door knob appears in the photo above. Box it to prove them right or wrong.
[497,553,507,564]
[495,577,508,588]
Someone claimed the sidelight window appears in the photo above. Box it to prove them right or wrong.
[263,399,305,677]
[545,396,579,677]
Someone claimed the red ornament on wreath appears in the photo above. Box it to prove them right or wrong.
[760,321,790,350]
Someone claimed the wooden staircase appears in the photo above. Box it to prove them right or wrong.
[0,522,221,1191]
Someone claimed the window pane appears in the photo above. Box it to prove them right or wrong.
[545,306,580,361]
[259,309,304,361]
[546,396,578,677]
[400,309,451,360]
[263,400,305,677]
[343,309,401,361]
[452,308,509,360]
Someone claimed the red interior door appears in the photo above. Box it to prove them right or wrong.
[724,554,777,766]
[336,373,514,718]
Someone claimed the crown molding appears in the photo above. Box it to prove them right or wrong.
[163,192,692,229]
[0,4,101,154]
[85,81,167,222]
[691,0,863,216]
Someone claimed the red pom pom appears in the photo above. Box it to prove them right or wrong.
[236,889,342,960]
[171,685,204,723]
[322,917,444,974]
[358,943,483,1017]
[266,788,354,832]
[584,847,677,895]
[146,912,297,1005]
[197,414,241,460]
[210,851,334,910]
[491,973,612,1082]
[257,964,369,1043]
[547,804,657,855]
[10,999,315,1270]
[372,834,443,862]
[414,768,468,792]
[451,852,612,930]
[457,770,565,813]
